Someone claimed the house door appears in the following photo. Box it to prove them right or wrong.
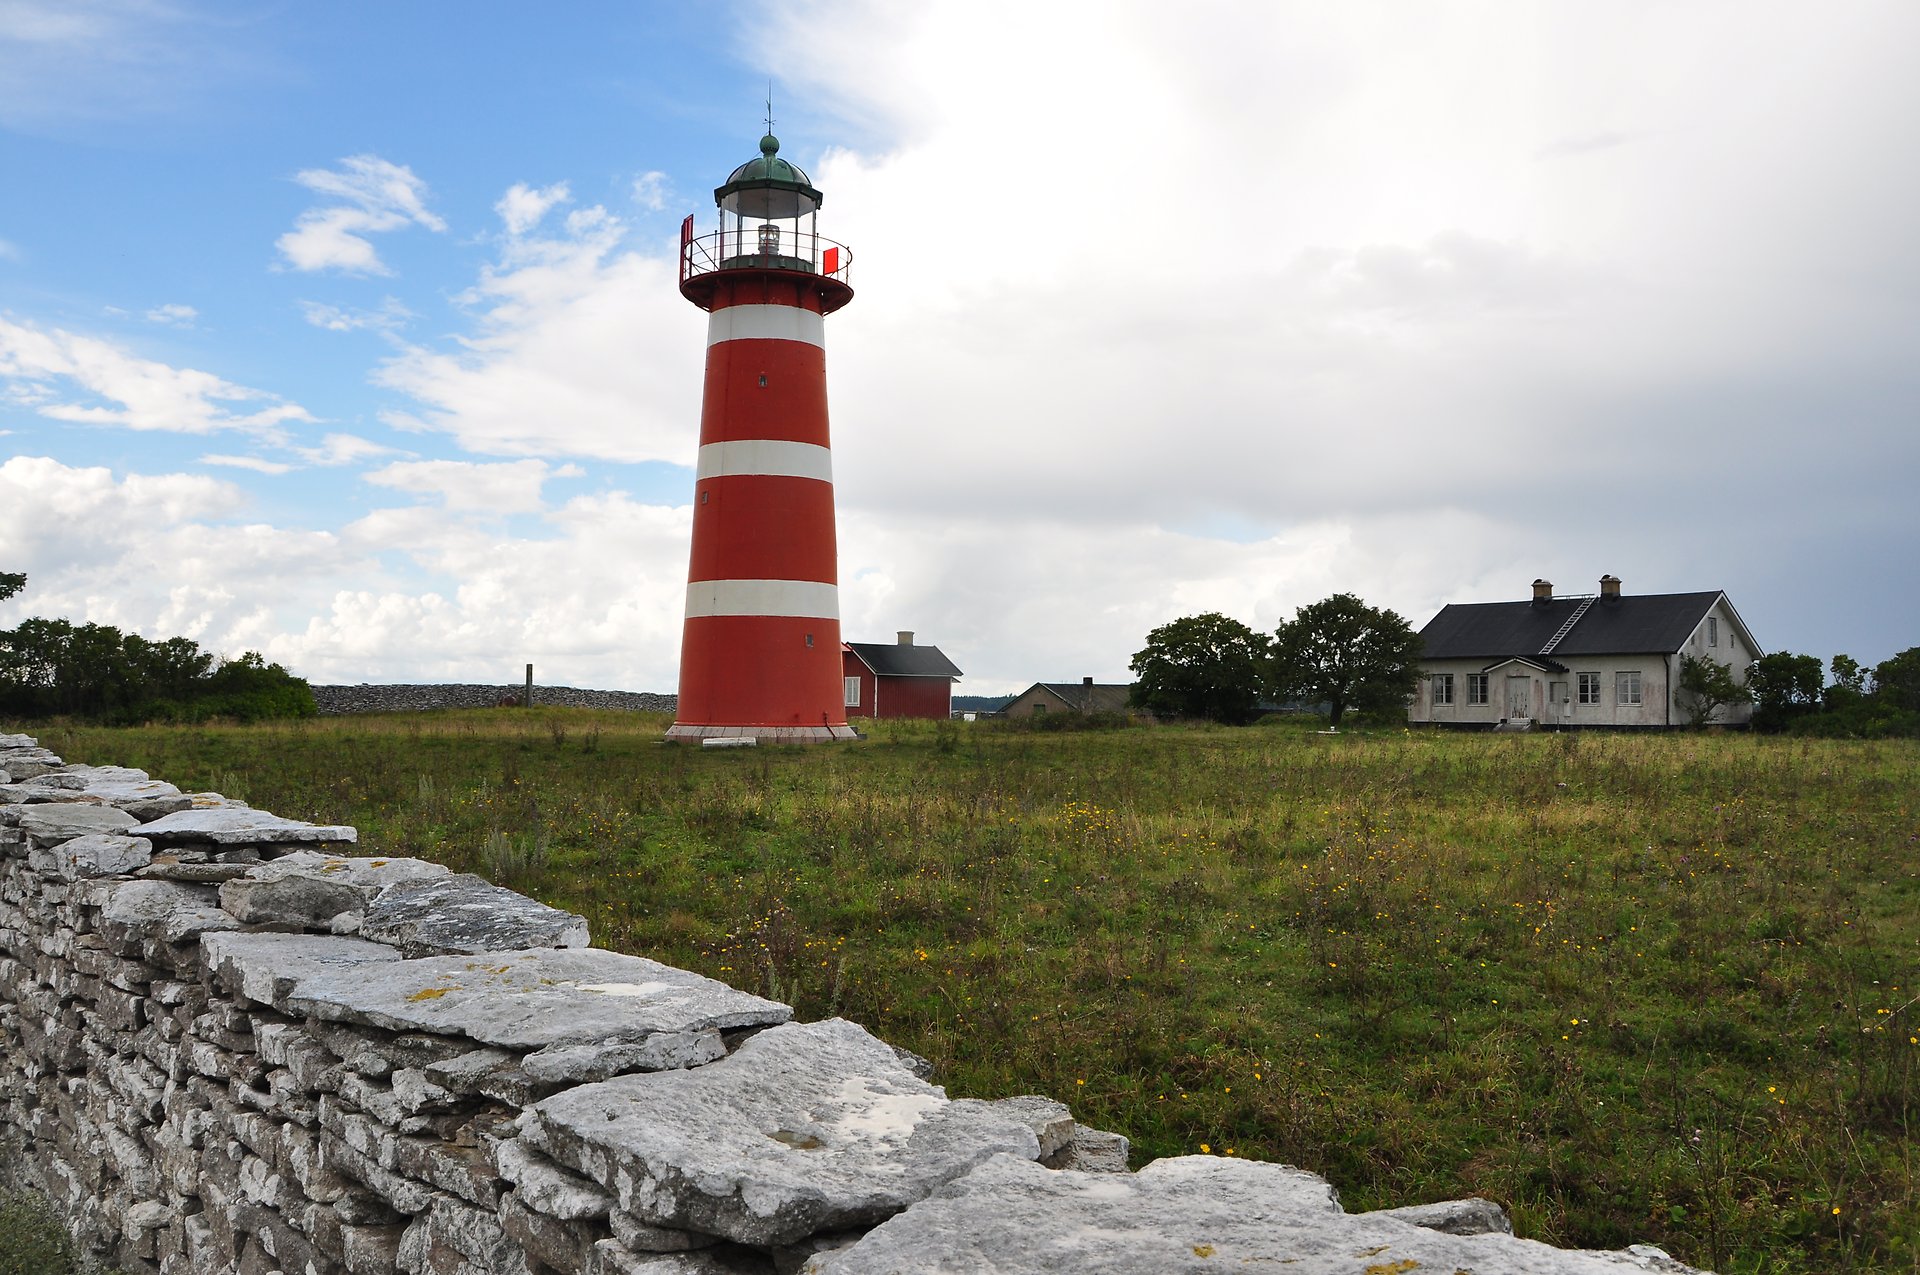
[1507,676,1531,719]
[1548,681,1570,721]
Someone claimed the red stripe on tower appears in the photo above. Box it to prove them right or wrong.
[667,130,858,742]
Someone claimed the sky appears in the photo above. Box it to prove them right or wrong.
[2,1,1916,696]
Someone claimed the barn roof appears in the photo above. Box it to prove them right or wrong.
[845,642,963,679]
[1025,682,1135,713]
[1420,591,1734,660]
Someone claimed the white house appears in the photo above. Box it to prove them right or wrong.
[1409,575,1761,729]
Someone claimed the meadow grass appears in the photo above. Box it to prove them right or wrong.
[34,712,1920,1273]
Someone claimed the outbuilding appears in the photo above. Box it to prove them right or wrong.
[841,632,963,720]
[1002,678,1135,719]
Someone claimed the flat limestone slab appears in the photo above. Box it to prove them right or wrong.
[63,765,181,803]
[219,851,450,926]
[526,1018,1042,1248]
[203,931,404,1007]
[360,872,591,956]
[804,1154,1707,1274]
[0,782,101,805]
[1365,1196,1514,1235]
[136,806,358,846]
[87,878,240,945]
[284,947,790,1050]
[19,802,140,846]
[0,745,62,778]
[27,832,153,880]
[62,766,193,819]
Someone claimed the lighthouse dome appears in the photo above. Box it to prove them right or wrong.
[725,134,812,187]
[715,133,824,219]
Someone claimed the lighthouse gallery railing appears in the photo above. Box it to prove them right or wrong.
[679,223,853,288]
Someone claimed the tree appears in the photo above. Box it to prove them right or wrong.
[1872,647,1920,713]
[0,613,312,723]
[0,572,23,602]
[1676,653,1752,728]
[1267,592,1423,728]
[1825,653,1870,710]
[1746,652,1824,732]
[1128,612,1270,724]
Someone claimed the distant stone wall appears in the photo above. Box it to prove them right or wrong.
[0,731,1705,1275]
[310,686,675,716]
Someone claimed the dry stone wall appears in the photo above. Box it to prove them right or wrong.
[310,687,675,716]
[0,731,1708,1275]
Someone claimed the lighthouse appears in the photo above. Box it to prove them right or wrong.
[666,130,859,742]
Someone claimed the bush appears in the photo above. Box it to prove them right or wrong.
[1004,709,1134,733]
[0,1188,121,1275]
[1787,699,1920,739]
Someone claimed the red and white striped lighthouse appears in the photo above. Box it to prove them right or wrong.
[666,131,858,742]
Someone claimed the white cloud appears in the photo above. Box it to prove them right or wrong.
[371,205,696,461]
[200,454,293,475]
[299,297,411,333]
[294,433,401,467]
[144,303,197,326]
[630,171,668,212]
[0,455,692,689]
[273,490,691,685]
[276,155,445,275]
[0,316,313,435]
[0,236,20,261]
[363,458,584,514]
[496,181,571,236]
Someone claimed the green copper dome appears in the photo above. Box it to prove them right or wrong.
[715,133,823,219]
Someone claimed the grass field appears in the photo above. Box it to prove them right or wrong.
[27,712,1920,1273]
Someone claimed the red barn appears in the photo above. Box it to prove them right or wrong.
[841,632,963,720]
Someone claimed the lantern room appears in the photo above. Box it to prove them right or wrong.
[678,133,854,314]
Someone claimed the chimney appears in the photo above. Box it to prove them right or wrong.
[1083,676,1094,686]
[1600,574,1622,599]
[1532,579,1553,604]
[896,631,914,646]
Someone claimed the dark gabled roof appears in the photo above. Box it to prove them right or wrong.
[1420,592,1726,660]
[1024,682,1134,713]
[845,642,963,679]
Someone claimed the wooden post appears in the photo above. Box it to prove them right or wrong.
[523,664,533,709]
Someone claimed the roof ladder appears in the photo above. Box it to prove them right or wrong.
[1538,594,1597,657]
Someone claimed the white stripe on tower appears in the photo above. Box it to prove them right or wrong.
[696,440,834,483]
[684,579,840,620]
[705,305,826,348]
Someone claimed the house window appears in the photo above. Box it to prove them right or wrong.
[1707,616,1718,647]
[1467,674,1489,705]
[1577,672,1602,705]
[843,677,861,707]
[1431,673,1454,706]
[1617,670,1642,706]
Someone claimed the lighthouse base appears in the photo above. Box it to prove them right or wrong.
[664,722,860,744]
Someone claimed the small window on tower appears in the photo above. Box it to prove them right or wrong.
[758,374,768,387]
[700,491,708,505]
[805,633,814,648]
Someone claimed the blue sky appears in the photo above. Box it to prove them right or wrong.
[4,2,1917,694]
